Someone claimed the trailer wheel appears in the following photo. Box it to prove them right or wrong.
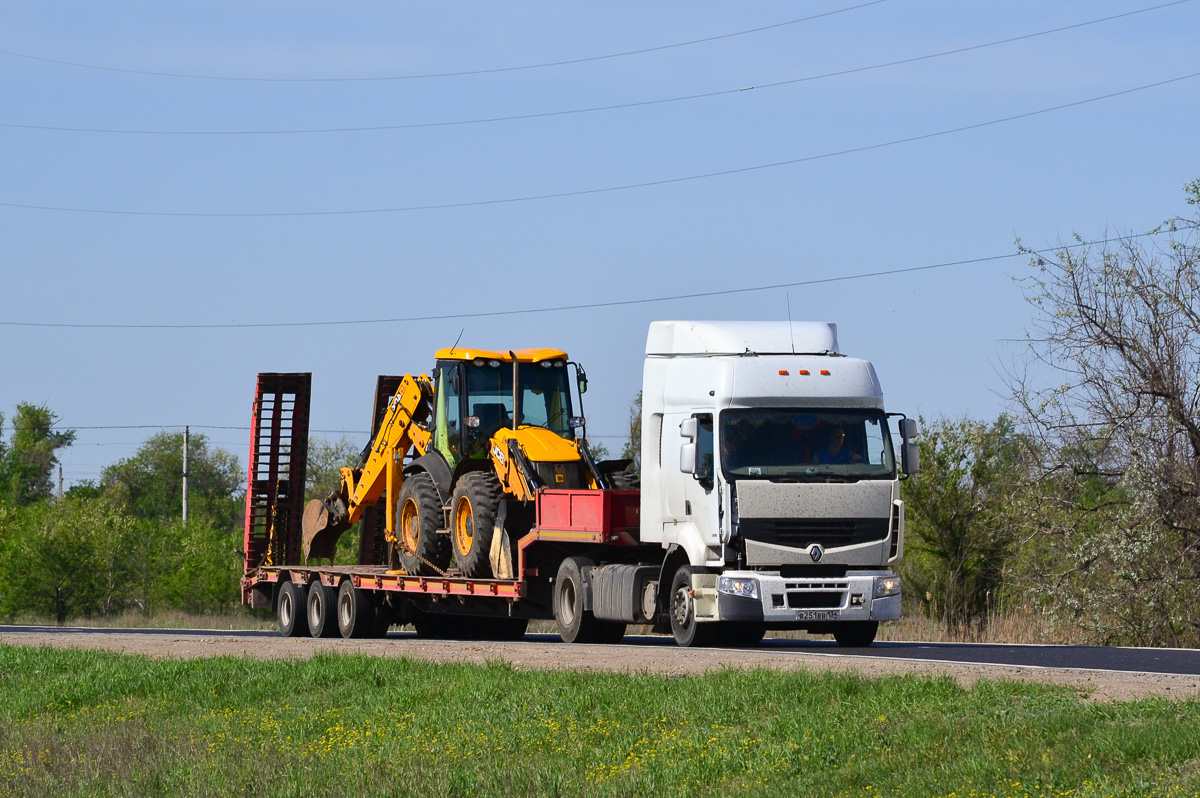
[306,580,339,638]
[832,621,878,648]
[278,581,307,638]
[336,579,372,639]
[669,564,717,647]
[396,472,450,575]
[554,556,625,643]
[450,472,503,579]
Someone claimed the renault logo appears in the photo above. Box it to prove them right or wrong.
[809,544,823,562]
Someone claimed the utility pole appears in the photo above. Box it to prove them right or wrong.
[182,426,190,523]
[58,465,63,499]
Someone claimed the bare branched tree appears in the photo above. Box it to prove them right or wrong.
[1011,180,1200,646]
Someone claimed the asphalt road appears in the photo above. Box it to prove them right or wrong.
[4,625,1198,677]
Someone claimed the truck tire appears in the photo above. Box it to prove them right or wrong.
[554,556,625,644]
[832,621,878,648]
[396,472,450,575]
[306,580,339,638]
[278,580,307,638]
[336,579,372,639]
[669,564,717,647]
[450,472,503,579]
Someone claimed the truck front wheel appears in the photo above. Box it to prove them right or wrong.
[669,564,717,647]
[832,621,878,647]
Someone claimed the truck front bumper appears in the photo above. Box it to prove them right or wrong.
[707,571,901,625]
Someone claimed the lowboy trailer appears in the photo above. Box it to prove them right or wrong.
[241,321,919,647]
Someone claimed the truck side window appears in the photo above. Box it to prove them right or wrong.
[696,414,714,489]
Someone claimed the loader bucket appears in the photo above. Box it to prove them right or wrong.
[302,499,350,563]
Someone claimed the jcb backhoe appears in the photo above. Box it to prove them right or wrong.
[301,347,614,578]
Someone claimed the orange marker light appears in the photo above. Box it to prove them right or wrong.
[820,369,831,376]
[798,370,810,376]
[778,370,788,375]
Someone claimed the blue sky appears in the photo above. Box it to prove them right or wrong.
[2,1,1198,486]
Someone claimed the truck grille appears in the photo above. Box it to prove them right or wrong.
[738,518,889,549]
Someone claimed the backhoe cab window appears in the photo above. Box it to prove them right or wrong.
[719,409,895,481]
[463,360,574,454]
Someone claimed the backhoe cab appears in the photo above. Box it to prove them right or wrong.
[301,347,605,580]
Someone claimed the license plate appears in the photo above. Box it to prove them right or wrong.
[796,610,840,621]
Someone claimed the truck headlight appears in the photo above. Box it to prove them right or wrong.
[718,576,759,600]
[873,576,901,598]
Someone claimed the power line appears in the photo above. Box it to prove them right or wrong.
[0,1,888,83]
[3,232,1165,332]
[1,69,1197,221]
[2,1,1184,137]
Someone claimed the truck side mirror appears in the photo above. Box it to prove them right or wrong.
[899,417,920,475]
[679,417,698,474]
[576,371,588,394]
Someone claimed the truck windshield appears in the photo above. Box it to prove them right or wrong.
[465,360,574,443]
[719,409,895,480]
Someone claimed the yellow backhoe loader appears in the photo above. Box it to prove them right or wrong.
[302,347,614,578]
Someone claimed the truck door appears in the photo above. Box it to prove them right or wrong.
[682,413,719,548]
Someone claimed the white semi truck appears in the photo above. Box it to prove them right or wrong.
[633,320,917,647]
[242,320,918,648]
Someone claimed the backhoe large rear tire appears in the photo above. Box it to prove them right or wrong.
[450,472,503,579]
[396,472,450,575]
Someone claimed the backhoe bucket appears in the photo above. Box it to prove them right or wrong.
[302,498,350,563]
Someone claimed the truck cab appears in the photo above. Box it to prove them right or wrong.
[639,321,917,646]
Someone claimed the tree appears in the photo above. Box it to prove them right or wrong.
[620,391,643,477]
[901,415,1033,634]
[304,436,361,504]
[1010,179,1200,646]
[102,431,243,528]
[0,404,75,505]
[0,494,139,623]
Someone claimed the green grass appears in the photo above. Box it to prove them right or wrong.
[0,644,1197,797]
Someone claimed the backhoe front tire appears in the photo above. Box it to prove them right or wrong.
[396,472,450,575]
[451,472,503,579]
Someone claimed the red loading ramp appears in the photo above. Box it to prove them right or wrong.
[243,373,311,574]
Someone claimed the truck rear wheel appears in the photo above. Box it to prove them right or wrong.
[336,579,372,639]
[307,580,339,638]
[450,472,503,579]
[669,564,717,647]
[554,556,625,644]
[832,621,878,647]
[396,472,450,575]
[278,581,307,638]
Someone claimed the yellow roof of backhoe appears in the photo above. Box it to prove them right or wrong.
[434,347,568,363]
